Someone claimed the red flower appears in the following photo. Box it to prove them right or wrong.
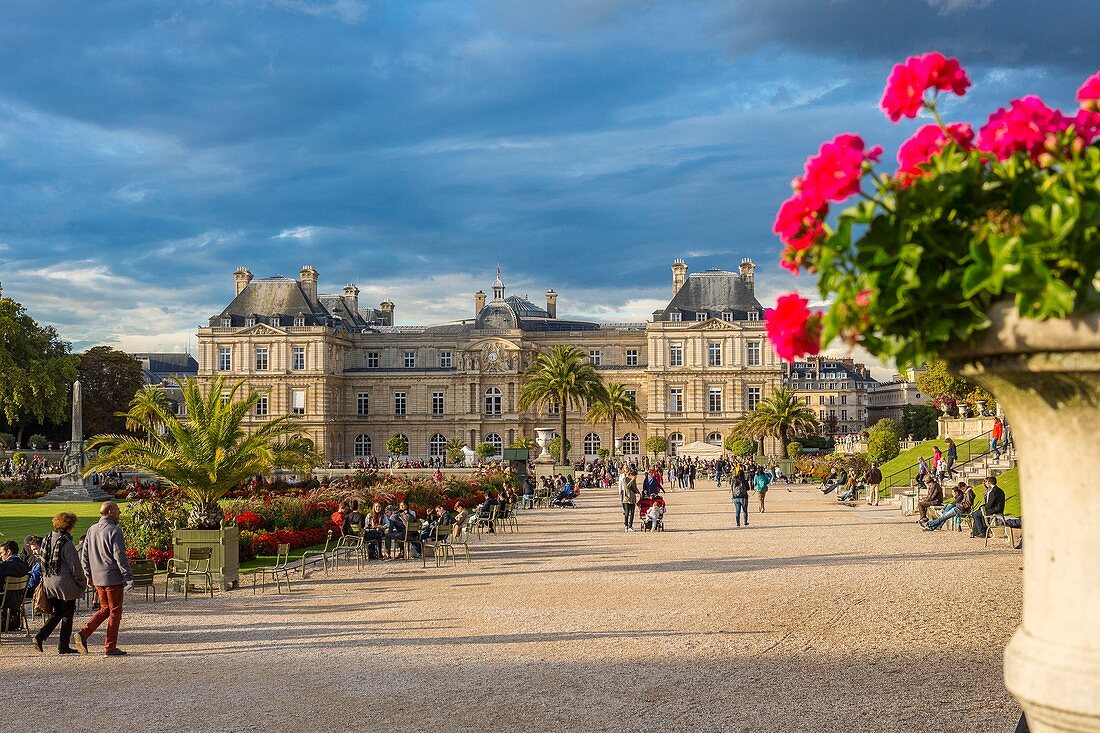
[773,191,827,254]
[880,52,971,122]
[1071,109,1100,149]
[977,95,1071,162]
[895,123,974,184]
[765,293,823,362]
[800,134,882,206]
[1077,71,1100,112]
[854,289,873,307]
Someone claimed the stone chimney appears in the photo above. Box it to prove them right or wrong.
[380,300,395,325]
[234,267,253,296]
[739,258,756,292]
[475,290,486,316]
[671,259,688,295]
[545,289,557,318]
[342,284,360,315]
[299,265,319,302]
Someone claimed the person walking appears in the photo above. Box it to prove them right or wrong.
[34,512,85,654]
[75,501,132,656]
[864,462,883,506]
[731,472,749,527]
[753,468,771,513]
[991,418,1004,460]
[621,469,640,532]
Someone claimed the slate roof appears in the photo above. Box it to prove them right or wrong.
[657,269,762,321]
[211,277,330,327]
[131,353,198,385]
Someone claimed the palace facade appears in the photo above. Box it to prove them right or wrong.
[195,259,784,460]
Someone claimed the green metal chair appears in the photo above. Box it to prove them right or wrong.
[400,520,422,561]
[301,530,335,577]
[165,546,214,599]
[253,543,292,594]
[0,575,31,642]
[130,560,159,602]
[332,525,365,571]
[421,525,452,568]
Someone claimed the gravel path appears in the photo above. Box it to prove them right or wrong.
[0,481,1023,732]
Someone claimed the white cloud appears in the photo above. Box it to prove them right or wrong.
[268,0,368,24]
[274,226,316,240]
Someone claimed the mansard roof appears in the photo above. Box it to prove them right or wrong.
[212,277,330,327]
[658,269,762,321]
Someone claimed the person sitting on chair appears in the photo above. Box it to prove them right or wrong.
[917,476,944,524]
[970,476,1005,538]
[924,482,975,531]
[0,540,30,631]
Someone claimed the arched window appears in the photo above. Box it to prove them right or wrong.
[668,432,684,455]
[621,432,640,455]
[353,434,371,457]
[484,387,502,415]
[583,432,601,455]
[429,433,447,458]
[484,433,503,455]
[393,434,409,455]
[706,431,724,446]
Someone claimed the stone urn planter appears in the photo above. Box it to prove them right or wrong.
[946,302,1100,733]
[171,523,240,591]
[533,428,555,465]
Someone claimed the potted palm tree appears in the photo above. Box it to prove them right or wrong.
[585,382,642,460]
[84,377,321,589]
[767,54,1100,732]
[517,346,605,466]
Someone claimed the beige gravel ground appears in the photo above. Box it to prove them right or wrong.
[0,480,1024,733]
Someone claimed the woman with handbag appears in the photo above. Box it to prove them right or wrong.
[34,512,86,655]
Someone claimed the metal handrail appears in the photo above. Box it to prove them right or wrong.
[882,429,994,489]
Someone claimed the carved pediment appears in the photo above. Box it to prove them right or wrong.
[240,323,288,336]
[688,318,741,331]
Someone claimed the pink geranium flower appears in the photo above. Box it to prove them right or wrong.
[800,133,883,205]
[765,293,823,361]
[896,122,974,184]
[1077,71,1100,112]
[773,191,827,252]
[881,52,971,122]
[977,95,1071,162]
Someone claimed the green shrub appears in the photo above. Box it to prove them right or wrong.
[786,441,803,457]
[386,436,409,456]
[726,437,758,457]
[28,434,47,449]
[644,435,669,457]
[120,489,188,552]
[475,442,496,460]
[867,419,902,464]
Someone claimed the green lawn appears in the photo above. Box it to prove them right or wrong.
[0,500,108,543]
[879,436,990,494]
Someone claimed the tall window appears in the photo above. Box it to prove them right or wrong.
[439,350,453,368]
[218,347,231,372]
[291,389,305,415]
[221,317,231,328]
[841,394,848,405]
[255,394,268,417]
[588,350,601,366]
[367,352,379,368]
[829,395,836,405]
[254,347,268,371]
[708,387,723,413]
[583,433,601,455]
[668,432,684,454]
[403,350,415,368]
[841,409,849,421]
[820,409,826,419]
[432,391,445,415]
[706,431,723,446]
[624,389,637,407]
[669,387,684,413]
[245,317,255,328]
[292,346,305,371]
[484,433,503,455]
[484,387,502,415]
[708,342,722,367]
[669,343,683,367]
[354,434,371,457]
[357,392,369,416]
[293,316,306,327]
[394,391,407,416]
[429,434,447,458]
[625,349,638,367]
[746,386,761,411]
[622,432,640,455]
[819,395,826,405]
[547,398,560,416]
[747,342,761,366]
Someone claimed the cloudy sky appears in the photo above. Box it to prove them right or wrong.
[0,0,1094,367]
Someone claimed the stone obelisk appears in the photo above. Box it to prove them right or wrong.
[39,380,111,502]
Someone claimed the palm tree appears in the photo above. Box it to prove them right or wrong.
[729,387,819,459]
[445,437,466,466]
[511,435,537,451]
[586,382,641,459]
[84,376,321,528]
[121,384,172,435]
[517,346,605,465]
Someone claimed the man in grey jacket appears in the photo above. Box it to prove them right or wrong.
[75,501,132,656]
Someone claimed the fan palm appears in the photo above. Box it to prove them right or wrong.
[729,387,819,459]
[586,382,641,459]
[121,384,173,434]
[511,435,538,451]
[517,346,605,464]
[445,437,466,465]
[84,376,321,528]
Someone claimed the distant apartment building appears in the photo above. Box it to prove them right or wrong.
[866,374,930,423]
[783,357,879,435]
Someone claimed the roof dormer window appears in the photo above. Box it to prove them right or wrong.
[748,311,760,322]
[696,311,708,321]
[669,312,681,322]
[221,317,231,328]
[294,317,306,327]
[721,312,733,322]
[245,317,255,328]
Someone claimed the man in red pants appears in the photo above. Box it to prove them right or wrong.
[75,501,132,656]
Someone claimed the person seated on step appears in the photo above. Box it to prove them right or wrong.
[924,482,976,531]
[0,540,30,631]
[917,476,945,525]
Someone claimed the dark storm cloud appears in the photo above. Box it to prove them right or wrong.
[0,1,1093,353]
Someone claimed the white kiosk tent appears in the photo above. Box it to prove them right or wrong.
[676,441,724,459]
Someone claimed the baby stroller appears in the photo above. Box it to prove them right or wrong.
[550,487,576,508]
[638,496,666,532]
